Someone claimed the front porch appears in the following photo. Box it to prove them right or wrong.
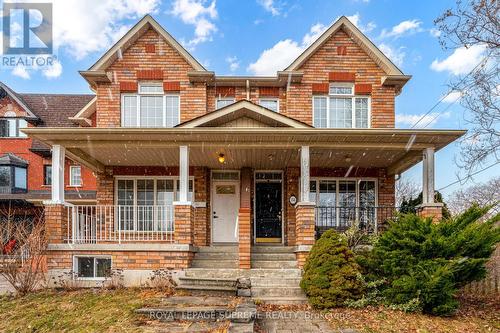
[24,125,464,272]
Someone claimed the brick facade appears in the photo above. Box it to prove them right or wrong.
[294,202,316,268]
[174,204,194,245]
[45,204,68,244]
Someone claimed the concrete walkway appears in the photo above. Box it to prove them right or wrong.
[255,311,335,333]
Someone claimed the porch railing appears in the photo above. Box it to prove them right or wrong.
[315,206,399,237]
[67,205,174,244]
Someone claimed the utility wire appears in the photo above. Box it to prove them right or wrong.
[437,161,500,191]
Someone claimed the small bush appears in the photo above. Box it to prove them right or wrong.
[368,205,500,316]
[300,229,364,308]
[147,269,176,293]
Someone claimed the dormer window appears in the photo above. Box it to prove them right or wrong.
[313,83,370,128]
[121,82,180,128]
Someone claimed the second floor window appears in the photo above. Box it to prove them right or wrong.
[121,82,180,128]
[313,84,370,128]
[216,98,235,109]
[259,98,279,112]
[0,165,27,193]
[70,166,81,187]
[0,118,27,138]
[44,165,52,186]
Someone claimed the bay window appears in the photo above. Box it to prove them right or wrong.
[116,177,193,232]
[121,82,180,128]
[0,165,27,194]
[313,83,370,128]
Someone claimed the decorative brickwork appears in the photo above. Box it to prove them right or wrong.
[163,81,180,92]
[259,87,280,97]
[238,208,251,269]
[119,81,137,92]
[328,72,356,82]
[355,83,372,95]
[47,250,194,270]
[311,83,329,94]
[136,69,163,80]
[45,204,68,244]
[174,204,194,244]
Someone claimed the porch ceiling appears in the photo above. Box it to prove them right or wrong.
[22,127,466,175]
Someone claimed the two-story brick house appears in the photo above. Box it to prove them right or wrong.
[25,15,464,289]
[0,82,97,226]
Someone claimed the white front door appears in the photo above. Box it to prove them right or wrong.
[212,180,240,243]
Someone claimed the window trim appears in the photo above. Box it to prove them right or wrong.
[258,98,280,113]
[69,165,82,187]
[114,176,195,232]
[0,118,28,138]
[306,177,378,207]
[73,255,112,281]
[312,83,371,128]
[43,164,52,186]
[120,88,181,128]
[215,97,236,110]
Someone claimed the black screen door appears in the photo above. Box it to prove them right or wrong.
[255,182,282,242]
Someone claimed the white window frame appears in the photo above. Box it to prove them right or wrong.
[69,165,82,187]
[312,83,371,129]
[0,118,28,138]
[306,177,378,207]
[121,82,180,128]
[216,97,235,109]
[114,176,195,232]
[73,255,112,281]
[258,98,280,112]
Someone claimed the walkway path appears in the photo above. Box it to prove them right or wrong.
[255,311,356,333]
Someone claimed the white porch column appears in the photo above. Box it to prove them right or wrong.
[51,144,65,203]
[179,145,190,203]
[422,147,435,204]
[300,146,310,202]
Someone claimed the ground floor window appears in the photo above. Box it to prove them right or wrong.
[115,177,193,231]
[309,178,377,229]
[74,256,111,279]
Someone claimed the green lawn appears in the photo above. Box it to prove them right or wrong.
[0,289,157,333]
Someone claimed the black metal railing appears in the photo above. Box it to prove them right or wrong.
[314,206,399,237]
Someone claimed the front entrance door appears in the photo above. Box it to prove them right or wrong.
[255,181,282,243]
[212,181,239,243]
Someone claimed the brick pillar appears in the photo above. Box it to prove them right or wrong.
[295,202,315,268]
[238,208,251,269]
[193,167,209,246]
[45,204,68,244]
[96,170,114,235]
[174,204,194,244]
[416,203,443,223]
[239,168,252,269]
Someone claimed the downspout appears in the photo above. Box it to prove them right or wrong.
[246,79,250,100]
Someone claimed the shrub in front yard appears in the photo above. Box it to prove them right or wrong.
[368,205,500,316]
[300,229,364,308]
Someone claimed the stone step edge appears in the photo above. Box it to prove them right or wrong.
[178,285,237,292]
[179,276,238,282]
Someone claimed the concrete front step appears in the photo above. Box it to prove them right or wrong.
[177,284,237,296]
[251,286,305,297]
[190,259,239,268]
[250,277,302,287]
[195,252,239,260]
[196,246,238,253]
[253,296,309,305]
[178,276,237,288]
[251,246,295,253]
[250,253,296,261]
[251,260,298,269]
[185,268,302,279]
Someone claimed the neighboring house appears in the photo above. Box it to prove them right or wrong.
[24,15,464,285]
[0,82,97,221]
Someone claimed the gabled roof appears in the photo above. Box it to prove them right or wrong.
[87,15,205,73]
[176,100,312,129]
[0,153,28,167]
[285,16,405,76]
[0,82,39,120]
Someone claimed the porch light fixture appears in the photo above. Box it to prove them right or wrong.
[218,153,225,164]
